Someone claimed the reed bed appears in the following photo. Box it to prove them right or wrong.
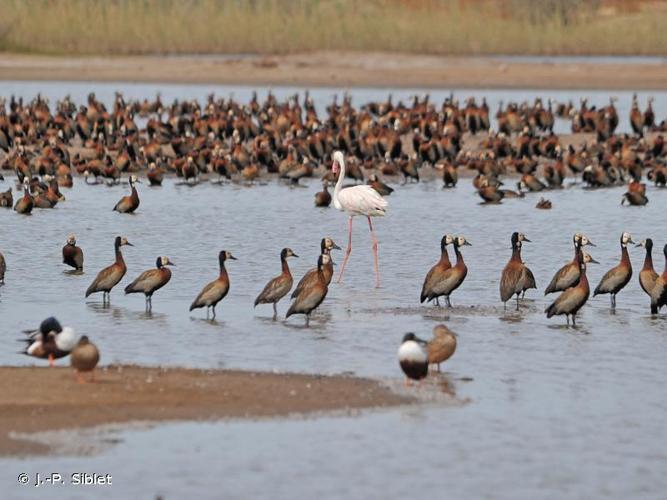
[0,0,665,56]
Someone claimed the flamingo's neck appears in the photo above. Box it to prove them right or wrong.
[332,157,346,211]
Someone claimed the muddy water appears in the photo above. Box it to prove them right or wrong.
[1,84,667,500]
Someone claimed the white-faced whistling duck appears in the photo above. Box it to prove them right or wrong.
[125,256,175,311]
[62,233,84,271]
[420,234,455,306]
[286,253,330,327]
[545,233,594,295]
[594,232,634,309]
[85,236,133,304]
[147,162,164,186]
[254,248,298,320]
[367,174,394,196]
[0,187,13,207]
[20,317,79,367]
[291,237,340,299]
[649,244,667,314]
[546,251,598,325]
[430,235,471,307]
[14,179,33,214]
[477,178,505,203]
[427,324,457,372]
[70,336,100,383]
[398,332,428,384]
[621,188,648,206]
[535,198,552,209]
[314,181,332,207]
[520,173,547,192]
[442,162,458,188]
[190,250,236,319]
[0,249,5,284]
[500,232,535,310]
[113,175,140,213]
[636,239,659,309]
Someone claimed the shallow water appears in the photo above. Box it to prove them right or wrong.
[1,84,667,499]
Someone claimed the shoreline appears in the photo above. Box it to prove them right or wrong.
[1,51,666,90]
[0,365,413,457]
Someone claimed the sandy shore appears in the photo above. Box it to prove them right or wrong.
[0,365,412,456]
[0,52,665,89]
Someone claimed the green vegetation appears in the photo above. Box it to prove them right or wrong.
[0,0,665,56]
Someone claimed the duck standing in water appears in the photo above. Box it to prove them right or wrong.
[427,324,457,372]
[20,317,79,367]
[292,237,340,298]
[125,256,175,311]
[190,250,236,319]
[0,249,5,284]
[636,239,659,311]
[14,179,33,214]
[85,236,133,304]
[62,233,84,271]
[649,244,667,314]
[420,234,455,306]
[314,182,332,207]
[545,233,595,295]
[286,254,330,327]
[254,248,298,319]
[594,232,634,310]
[546,251,598,326]
[70,336,100,383]
[398,333,429,384]
[0,187,13,207]
[500,232,535,310]
[113,175,141,213]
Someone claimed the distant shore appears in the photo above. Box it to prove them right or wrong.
[0,365,412,456]
[1,52,666,90]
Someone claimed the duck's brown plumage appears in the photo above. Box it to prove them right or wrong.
[62,236,84,271]
[85,236,132,299]
[546,253,591,325]
[420,234,453,305]
[113,176,140,213]
[291,238,339,299]
[190,250,236,319]
[649,244,667,314]
[286,254,330,326]
[638,239,658,299]
[429,236,470,307]
[427,324,457,372]
[125,256,174,308]
[545,235,585,295]
[594,232,633,308]
[254,248,297,318]
[500,232,534,309]
[14,185,33,214]
[70,336,100,382]
[314,182,332,207]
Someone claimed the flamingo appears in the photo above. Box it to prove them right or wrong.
[331,150,388,288]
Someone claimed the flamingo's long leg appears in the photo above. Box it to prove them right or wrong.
[337,216,353,283]
[368,216,380,288]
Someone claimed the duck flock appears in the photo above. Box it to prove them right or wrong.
[0,90,665,383]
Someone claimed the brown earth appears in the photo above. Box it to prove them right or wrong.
[0,365,413,456]
[0,51,665,89]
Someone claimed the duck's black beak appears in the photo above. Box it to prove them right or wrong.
[332,243,342,250]
[292,253,299,258]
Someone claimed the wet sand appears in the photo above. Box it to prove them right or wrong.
[0,365,413,456]
[0,52,666,89]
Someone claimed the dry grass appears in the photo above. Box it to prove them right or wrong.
[0,0,666,56]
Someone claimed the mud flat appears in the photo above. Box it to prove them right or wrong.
[0,365,413,456]
[0,52,666,89]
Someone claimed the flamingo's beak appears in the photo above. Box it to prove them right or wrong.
[332,161,339,174]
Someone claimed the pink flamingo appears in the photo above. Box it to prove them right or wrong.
[331,151,388,288]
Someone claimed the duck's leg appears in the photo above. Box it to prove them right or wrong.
[435,297,440,307]
[367,216,380,288]
[446,296,452,307]
[515,294,520,311]
[206,307,209,320]
[211,306,216,320]
[572,314,577,326]
[305,314,310,328]
[337,216,354,284]
[272,302,278,321]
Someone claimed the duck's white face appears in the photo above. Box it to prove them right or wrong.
[161,256,173,266]
[120,237,131,247]
[67,234,76,245]
[456,235,470,247]
[518,233,529,242]
[622,232,633,246]
[445,234,455,245]
[636,239,647,248]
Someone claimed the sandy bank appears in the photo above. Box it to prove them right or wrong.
[0,52,665,89]
[0,365,412,456]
